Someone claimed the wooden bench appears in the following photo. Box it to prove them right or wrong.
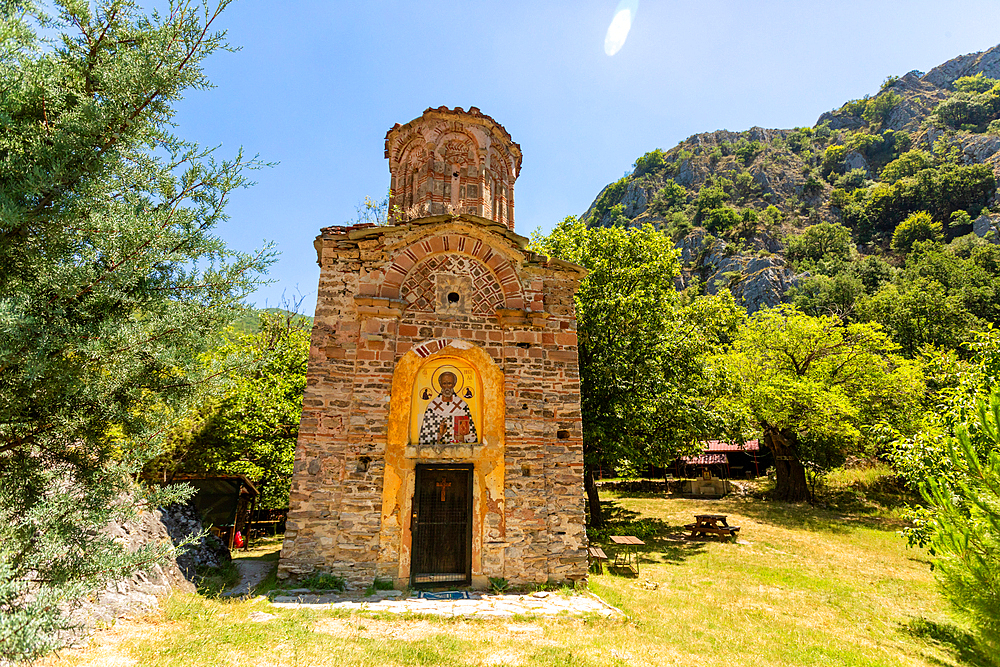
[687,514,741,542]
[686,523,740,541]
[588,546,608,574]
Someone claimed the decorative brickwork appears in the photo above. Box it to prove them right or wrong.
[278,110,587,590]
[384,107,521,230]
[400,254,506,315]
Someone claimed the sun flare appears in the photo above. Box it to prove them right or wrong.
[604,0,638,56]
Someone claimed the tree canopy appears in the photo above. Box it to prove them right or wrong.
[0,1,271,661]
[718,306,924,501]
[147,312,309,509]
[531,217,743,523]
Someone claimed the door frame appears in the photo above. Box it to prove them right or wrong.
[410,463,474,588]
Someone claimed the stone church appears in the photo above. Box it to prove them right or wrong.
[277,106,588,589]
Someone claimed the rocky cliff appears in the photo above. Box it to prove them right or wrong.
[581,44,1000,312]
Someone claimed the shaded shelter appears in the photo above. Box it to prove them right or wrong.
[164,474,259,550]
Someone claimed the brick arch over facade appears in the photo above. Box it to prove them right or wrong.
[378,234,525,311]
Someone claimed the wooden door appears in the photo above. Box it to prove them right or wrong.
[410,464,472,586]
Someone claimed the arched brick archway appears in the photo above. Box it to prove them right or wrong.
[376,235,525,311]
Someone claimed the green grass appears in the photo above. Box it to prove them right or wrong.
[45,495,992,667]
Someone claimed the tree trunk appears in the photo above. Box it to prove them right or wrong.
[762,427,811,502]
[584,466,603,527]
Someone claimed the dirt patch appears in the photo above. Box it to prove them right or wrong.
[314,617,444,641]
[38,618,172,667]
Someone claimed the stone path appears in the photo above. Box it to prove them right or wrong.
[268,589,621,618]
[223,560,276,597]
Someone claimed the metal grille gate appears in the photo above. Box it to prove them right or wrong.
[410,464,472,586]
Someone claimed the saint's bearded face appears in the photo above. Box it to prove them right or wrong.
[439,373,457,399]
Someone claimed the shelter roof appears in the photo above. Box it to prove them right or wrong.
[702,439,760,452]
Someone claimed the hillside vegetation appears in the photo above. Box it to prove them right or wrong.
[581,45,1000,331]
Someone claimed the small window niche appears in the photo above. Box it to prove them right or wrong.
[435,274,472,315]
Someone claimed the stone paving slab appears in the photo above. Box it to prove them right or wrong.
[268,590,620,618]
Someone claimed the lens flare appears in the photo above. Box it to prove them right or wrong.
[604,0,638,56]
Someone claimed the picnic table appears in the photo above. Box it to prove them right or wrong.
[610,535,644,574]
[685,514,740,542]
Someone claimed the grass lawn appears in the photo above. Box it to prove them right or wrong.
[41,491,992,667]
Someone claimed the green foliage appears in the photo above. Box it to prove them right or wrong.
[648,180,688,216]
[633,149,668,177]
[821,144,847,178]
[840,97,869,117]
[954,73,999,94]
[0,1,273,662]
[934,93,995,130]
[488,577,510,594]
[734,139,763,166]
[664,212,693,240]
[299,571,346,591]
[891,211,943,253]
[785,127,814,154]
[880,150,933,184]
[702,206,742,234]
[585,176,630,226]
[853,241,1000,357]
[850,255,896,293]
[147,313,310,508]
[921,390,1000,655]
[862,91,903,128]
[364,577,395,596]
[843,163,995,242]
[790,272,865,319]
[785,222,854,265]
[834,168,869,192]
[531,218,744,485]
[719,306,924,501]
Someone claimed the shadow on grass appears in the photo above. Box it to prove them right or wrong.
[723,497,911,535]
[904,618,996,667]
[588,500,708,568]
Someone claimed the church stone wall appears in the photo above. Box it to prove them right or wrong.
[277,216,588,588]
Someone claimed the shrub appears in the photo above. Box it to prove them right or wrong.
[880,150,932,184]
[892,211,943,253]
[954,72,999,94]
[734,139,763,165]
[702,206,741,233]
[835,168,869,191]
[934,93,993,130]
[862,91,903,127]
[649,180,688,216]
[300,571,346,591]
[634,149,667,177]
[786,222,854,264]
[822,144,847,177]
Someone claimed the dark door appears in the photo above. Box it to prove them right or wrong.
[410,464,472,586]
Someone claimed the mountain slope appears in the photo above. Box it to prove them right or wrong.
[581,44,1000,313]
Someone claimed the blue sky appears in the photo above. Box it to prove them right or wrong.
[173,0,1000,315]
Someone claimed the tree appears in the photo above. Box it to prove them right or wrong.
[920,390,1000,657]
[0,2,271,661]
[891,211,942,253]
[720,306,923,502]
[531,218,743,525]
[147,312,309,508]
[785,221,854,266]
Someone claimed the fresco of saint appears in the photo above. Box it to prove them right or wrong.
[418,371,478,445]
